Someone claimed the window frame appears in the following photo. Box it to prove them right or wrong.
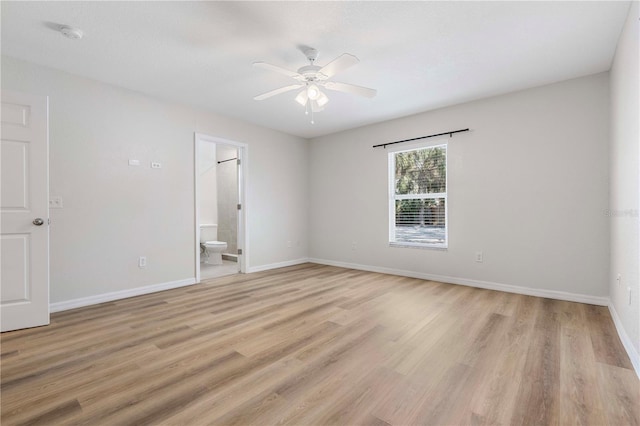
[388,142,448,249]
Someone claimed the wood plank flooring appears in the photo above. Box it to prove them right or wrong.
[1,263,638,425]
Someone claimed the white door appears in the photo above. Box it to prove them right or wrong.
[1,90,50,332]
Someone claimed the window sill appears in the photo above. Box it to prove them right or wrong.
[389,242,448,251]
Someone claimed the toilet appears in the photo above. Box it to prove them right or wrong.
[200,224,228,265]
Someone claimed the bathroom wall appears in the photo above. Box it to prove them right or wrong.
[216,144,238,254]
[199,141,217,226]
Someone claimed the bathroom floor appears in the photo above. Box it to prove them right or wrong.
[200,259,238,280]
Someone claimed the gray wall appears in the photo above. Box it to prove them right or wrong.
[309,72,610,299]
[609,2,639,357]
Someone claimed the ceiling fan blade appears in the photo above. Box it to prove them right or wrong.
[318,54,359,78]
[253,62,303,80]
[324,81,377,98]
[253,84,304,101]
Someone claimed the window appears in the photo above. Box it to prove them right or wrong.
[389,144,447,248]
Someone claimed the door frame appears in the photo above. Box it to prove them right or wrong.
[194,133,248,282]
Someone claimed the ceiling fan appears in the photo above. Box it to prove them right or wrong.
[252,48,377,122]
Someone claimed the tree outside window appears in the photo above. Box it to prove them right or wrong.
[390,144,447,247]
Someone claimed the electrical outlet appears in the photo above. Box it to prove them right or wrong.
[616,273,622,285]
[475,251,483,263]
[138,256,147,268]
[151,162,162,169]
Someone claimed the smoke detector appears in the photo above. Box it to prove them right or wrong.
[59,25,83,40]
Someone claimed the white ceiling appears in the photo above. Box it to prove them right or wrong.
[1,1,631,139]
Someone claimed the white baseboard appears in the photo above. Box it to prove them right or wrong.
[608,303,640,379]
[246,258,310,273]
[50,278,197,313]
[308,258,609,306]
[49,257,311,313]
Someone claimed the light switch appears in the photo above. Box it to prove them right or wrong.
[49,196,63,208]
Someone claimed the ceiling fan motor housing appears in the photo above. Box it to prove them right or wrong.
[297,65,327,81]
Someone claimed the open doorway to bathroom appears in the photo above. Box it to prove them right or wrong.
[194,133,247,281]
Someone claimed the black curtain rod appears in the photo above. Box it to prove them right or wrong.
[372,128,469,149]
[217,157,237,164]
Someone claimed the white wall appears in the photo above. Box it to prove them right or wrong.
[216,144,238,254]
[309,73,610,299]
[609,2,639,357]
[1,56,309,304]
[198,141,218,226]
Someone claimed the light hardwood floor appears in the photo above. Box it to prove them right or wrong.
[1,263,638,425]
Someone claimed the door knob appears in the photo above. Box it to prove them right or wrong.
[32,218,44,226]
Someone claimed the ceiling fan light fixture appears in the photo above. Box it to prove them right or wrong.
[316,91,329,107]
[311,100,325,113]
[307,84,321,100]
[295,89,308,106]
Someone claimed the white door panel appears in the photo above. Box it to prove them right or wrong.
[1,140,30,209]
[1,90,49,332]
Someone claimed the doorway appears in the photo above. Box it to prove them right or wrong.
[194,134,247,282]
